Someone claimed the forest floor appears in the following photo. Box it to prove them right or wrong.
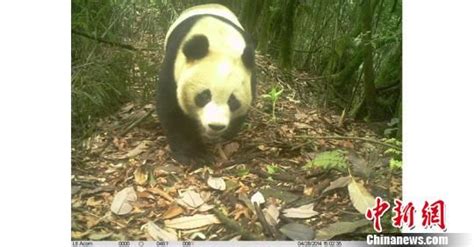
[72,51,402,241]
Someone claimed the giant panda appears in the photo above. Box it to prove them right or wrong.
[156,4,256,165]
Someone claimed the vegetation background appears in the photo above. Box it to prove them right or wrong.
[71,0,403,240]
[72,0,402,144]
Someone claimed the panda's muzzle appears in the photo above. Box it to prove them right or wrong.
[208,124,226,132]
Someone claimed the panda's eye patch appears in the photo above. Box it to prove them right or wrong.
[195,89,212,107]
[228,93,241,112]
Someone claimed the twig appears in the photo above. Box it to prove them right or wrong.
[97,108,154,155]
[211,208,263,240]
[295,135,401,150]
[72,29,154,51]
[253,202,281,239]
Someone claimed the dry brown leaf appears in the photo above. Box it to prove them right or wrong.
[86,197,103,207]
[72,230,90,239]
[263,204,280,226]
[143,221,178,241]
[282,203,318,219]
[162,204,184,219]
[118,140,152,159]
[88,232,112,240]
[294,112,307,120]
[134,166,149,185]
[110,187,137,215]
[315,219,369,240]
[323,176,351,194]
[179,190,204,208]
[223,142,240,157]
[279,223,314,240]
[294,122,313,129]
[197,203,215,212]
[112,137,128,151]
[230,203,251,220]
[164,214,220,229]
[148,187,174,202]
[348,178,375,214]
[207,177,226,191]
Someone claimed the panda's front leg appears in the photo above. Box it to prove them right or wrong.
[223,115,247,140]
[162,112,213,166]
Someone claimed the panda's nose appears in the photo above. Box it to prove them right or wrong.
[208,124,226,131]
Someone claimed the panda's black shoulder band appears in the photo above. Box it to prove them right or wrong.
[183,34,209,60]
[242,45,255,69]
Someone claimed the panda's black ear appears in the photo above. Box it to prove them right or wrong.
[183,35,209,60]
[241,45,255,69]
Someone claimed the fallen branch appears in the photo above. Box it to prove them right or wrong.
[72,29,154,51]
[211,208,263,240]
[295,135,401,150]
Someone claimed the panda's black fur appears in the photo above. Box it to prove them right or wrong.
[157,13,256,165]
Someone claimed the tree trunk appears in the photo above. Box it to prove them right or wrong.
[279,0,297,68]
[361,0,377,120]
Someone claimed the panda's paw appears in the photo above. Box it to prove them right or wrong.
[172,149,214,166]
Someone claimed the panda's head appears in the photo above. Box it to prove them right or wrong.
[175,33,254,138]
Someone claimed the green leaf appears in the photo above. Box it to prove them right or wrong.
[266,163,280,175]
[389,158,402,170]
[305,150,347,171]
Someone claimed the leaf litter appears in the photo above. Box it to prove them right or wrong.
[72,51,401,240]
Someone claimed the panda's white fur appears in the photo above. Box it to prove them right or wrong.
[156,4,256,165]
[165,4,243,47]
[171,5,251,137]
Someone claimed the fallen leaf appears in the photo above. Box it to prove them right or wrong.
[260,188,300,203]
[323,176,351,194]
[178,190,204,208]
[134,166,149,185]
[198,203,215,212]
[72,230,90,239]
[263,204,280,226]
[315,219,370,240]
[231,203,251,220]
[279,223,314,240]
[162,204,184,219]
[86,197,103,207]
[113,137,128,151]
[207,177,226,191]
[119,102,135,113]
[250,191,265,205]
[111,187,137,215]
[149,187,174,202]
[190,232,206,240]
[200,191,212,202]
[164,214,220,229]
[347,151,371,178]
[294,122,313,129]
[118,140,152,159]
[143,221,177,241]
[303,185,315,196]
[237,192,256,213]
[348,179,375,214]
[282,203,318,219]
[294,112,307,120]
[223,142,240,157]
[88,232,112,240]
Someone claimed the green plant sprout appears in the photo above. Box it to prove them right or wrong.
[262,87,284,120]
